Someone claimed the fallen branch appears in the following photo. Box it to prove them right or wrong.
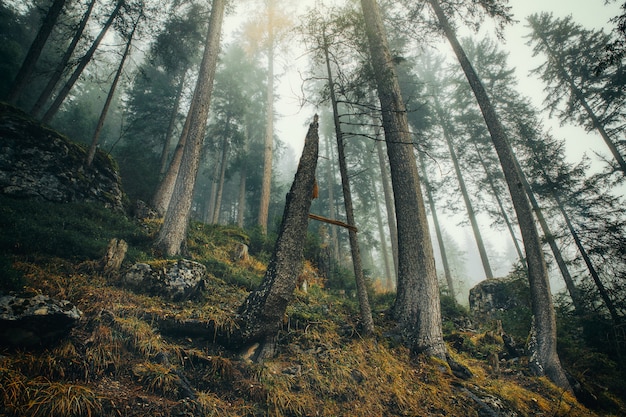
[308,213,358,233]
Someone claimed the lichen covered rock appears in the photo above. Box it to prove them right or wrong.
[0,103,124,211]
[0,293,82,347]
[122,259,207,301]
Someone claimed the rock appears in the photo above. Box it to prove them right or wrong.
[0,103,125,211]
[122,260,207,301]
[469,278,530,326]
[0,293,82,347]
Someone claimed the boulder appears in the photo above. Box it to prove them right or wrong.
[122,260,207,301]
[0,293,82,348]
[0,104,125,211]
[469,278,530,326]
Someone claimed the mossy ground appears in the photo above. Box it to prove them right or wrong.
[0,199,624,416]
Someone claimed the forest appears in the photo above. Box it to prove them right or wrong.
[1,0,626,416]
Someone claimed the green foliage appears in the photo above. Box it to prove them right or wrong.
[247,225,276,262]
[0,195,150,260]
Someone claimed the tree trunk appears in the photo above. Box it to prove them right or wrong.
[427,0,571,390]
[6,0,67,104]
[258,0,275,233]
[154,0,225,256]
[237,115,319,360]
[158,71,187,179]
[325,131,340,261]
[86,20,137,167]
[436,102,494,280]
[473,144,526,265]
[206,154,220,223]
[212,135,231,225]
[324,35,374,334]
[512,153,582,315]
[30,0,97,117]
[151,92,196,215]
[376,136,398,282]
[372,175,394,291]
[237,124,249,228]
[41,0,123,124]
[417,149,455,299]
[361,0,446,360]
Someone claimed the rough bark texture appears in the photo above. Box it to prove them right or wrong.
[361,0,446,360]
[417,149,455,299]
[427,0,571,390]
[6,0,67,104]
[324,37,374,334]
[237,116,319,360]
[41,0,123,124]
[154,0,225,256]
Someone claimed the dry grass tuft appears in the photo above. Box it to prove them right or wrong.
[25,379,103,417]
[132,362,181,398]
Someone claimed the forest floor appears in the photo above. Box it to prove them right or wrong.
[1,198,625,417]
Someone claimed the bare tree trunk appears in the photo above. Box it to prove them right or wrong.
[41,0,123,124]
[6,0,67,104]
[206,155,220,223]
[376,137,398,281]
[86,19,137,166]
[258,0,275,233]
[372,175,394,291]
[435,99,494,279]
[417,149,455,299]
[152,97,195,215]
[427,0,571,390]
[237,124,249,228]
[212,135,231,225]
[325,131,340,261]
[237,116,319,360]
[154,0,225,256]
[158,71,187,179]
[361,0,446,359]
[30,0,97,117]
[324,35,374,334]
[473,144,525,265]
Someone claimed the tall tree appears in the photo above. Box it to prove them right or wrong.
[154,0,225,256]
[527,13,626,176]
[426,0,571,390]
[361,0,446,359]
[322,29,374,334]
[5,0,67,105]
[86,10,140,166]
[41,0,124,124]
[30,0,97,117]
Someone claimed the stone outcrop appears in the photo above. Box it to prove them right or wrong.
[0,103,125,211]
[0,293,82,347]
[122,260,207,301]
[469,277,530,326]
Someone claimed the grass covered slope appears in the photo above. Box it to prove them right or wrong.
[0,197,623,416]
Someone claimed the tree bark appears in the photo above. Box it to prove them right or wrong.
[157,71,187,179]
[473,143,526,265]
[324,35,374,334]
[237,124,249,228]
[416,149,455,299]
[154,0,225,256]
[86,19,138,166]
[237,115,319,360]
[212,134,231,224]
[376,136,398,280]
[258,0,275,233]
[41,0,123,124]
[372,175,394,291]
[30,0,97,117]
[361,0,446,359]
[6,0,67,104]
[427,0,571,390]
